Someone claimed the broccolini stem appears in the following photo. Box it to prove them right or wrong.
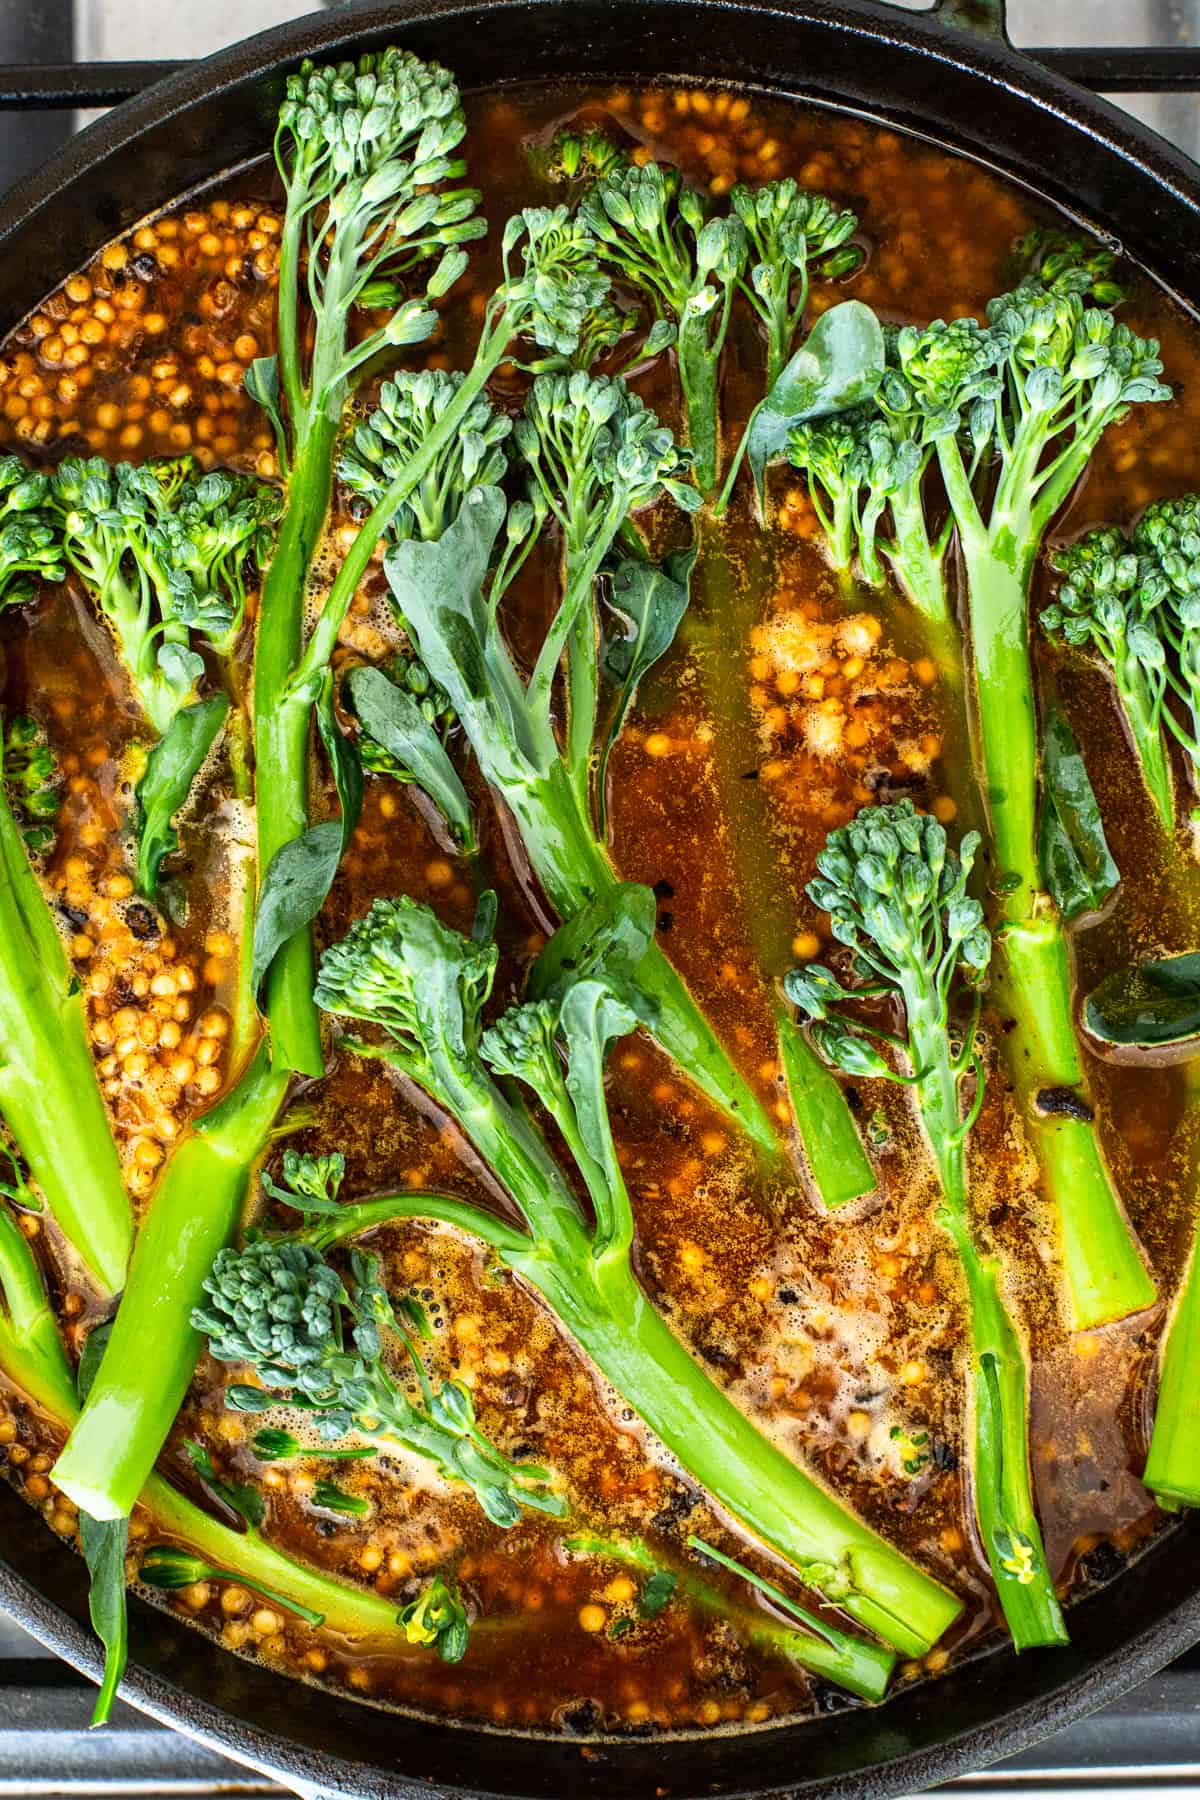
[296,1190,529,1259]
[905,977,1066,1648]
[0,1205,79,1421]
[52,1046,289,1520]
[565,1532,896,1702]
[516,1244,959,1656]
[328,984,956,1652]
[253,412,340,1077]
[505,759,779,1152]
[951,514,1040,909]
[1144,1230,1200,1508]
[938,1208,1068,1648]
[561,501,628,823]
[885,479,951,631]
[0,774,132,1294]
[1116,654,1175,832]
[950,491,1155,1330]
[677,318,722,498]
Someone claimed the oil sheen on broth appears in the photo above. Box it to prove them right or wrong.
[0,78,1196,1735]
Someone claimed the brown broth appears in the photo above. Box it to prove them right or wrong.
[0,75,1198,1737]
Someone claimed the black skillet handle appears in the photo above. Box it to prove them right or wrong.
[925,0,1009,42]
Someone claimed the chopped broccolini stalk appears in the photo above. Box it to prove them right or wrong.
[193,1236,563,1529]
[383,485,778,1152]
[314,889,962,1657]
[53,1045,290,1520]
[886,266,1168,1330]
[398,1573,470,1661]
[579,161,747,495]
[789,800,1066,1650]
[565,1531,895,1702]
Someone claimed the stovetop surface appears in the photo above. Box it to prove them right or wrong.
[0,0,1198,1792]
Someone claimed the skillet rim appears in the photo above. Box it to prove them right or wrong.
[1,4,1199,1795]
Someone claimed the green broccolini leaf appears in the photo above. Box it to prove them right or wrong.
[640,1568,677,1618]
[596,546,695,836]
[347,664,475,852]
[1084,951,1200,1049]
[243,356,286,472]
[1038,708,1120,922]
[184,1439,266,1530]
[250,673,362,994]
[79,1513,128,1729]
[743,301,886,508]
[312,1480,371,1517]
[134,692,229,902]
[528,883,658,1022]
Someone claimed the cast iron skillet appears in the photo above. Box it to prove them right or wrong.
[1,2,1199,1795]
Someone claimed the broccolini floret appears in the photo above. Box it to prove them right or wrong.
[579,161,746,494]
[1044,528,1174,828]
[514,370,697,810]
[731,178,860,389]
[2,714,59,850]
[0,457,65,606]
[788,800,1065,1650]
[339,370,512,545]
[195,1235,563,1529]
[47,455,276,734]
